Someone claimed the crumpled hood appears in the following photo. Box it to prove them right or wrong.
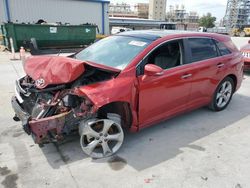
[24,56,85,88]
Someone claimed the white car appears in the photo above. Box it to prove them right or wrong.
[111,27,132,35]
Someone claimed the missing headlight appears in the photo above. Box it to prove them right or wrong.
[62,94,82,108]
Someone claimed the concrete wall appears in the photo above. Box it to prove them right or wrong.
[0,0,109,34]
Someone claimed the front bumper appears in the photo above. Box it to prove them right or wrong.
[11,96,70,144]
[11,96,31,134]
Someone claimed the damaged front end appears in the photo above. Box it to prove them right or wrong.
[11,56,118,146]
[12,76,95,145]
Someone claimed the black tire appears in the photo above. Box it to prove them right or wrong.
[209,77,235,111]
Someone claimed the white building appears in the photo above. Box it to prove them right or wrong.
[0,0,110,35]
[149,0,167,21]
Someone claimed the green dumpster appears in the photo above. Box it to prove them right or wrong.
[2,23,97,51]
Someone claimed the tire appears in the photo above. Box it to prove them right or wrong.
[79,114,124,158]
[240,31,246,37]
[209,77,235,111]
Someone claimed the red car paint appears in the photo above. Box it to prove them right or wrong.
[70,33,243,131]
[15,31,244,142]
[240,43,250,71]
[25,56,85,88]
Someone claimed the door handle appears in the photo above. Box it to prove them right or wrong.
[217,63,225,68]
[181,74,192,79]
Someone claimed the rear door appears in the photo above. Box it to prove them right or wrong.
[185,37,227,109]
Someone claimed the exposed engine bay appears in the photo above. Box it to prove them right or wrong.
[12,56,119,148]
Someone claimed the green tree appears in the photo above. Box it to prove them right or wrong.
[199,13,216,28]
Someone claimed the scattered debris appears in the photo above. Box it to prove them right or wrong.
[144,178,153,183]
[0,45,7,52]
[201,176,208,181]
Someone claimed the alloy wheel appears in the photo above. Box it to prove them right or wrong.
[216,81,233,108]
[79,118,124,158]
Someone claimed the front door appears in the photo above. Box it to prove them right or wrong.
[137,39,193,128]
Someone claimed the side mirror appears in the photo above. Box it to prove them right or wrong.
[144,64,164,76]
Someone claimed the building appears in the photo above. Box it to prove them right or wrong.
[187,11,199,23]
[224,0,250,29]
[166,4,187,22]
[149,0,167,21]
[109,3,137,18]
[166,5,199,31]
[109,17,175,30]
[0,0,110,35]
[109,3,149,19]
[135,3,149,19]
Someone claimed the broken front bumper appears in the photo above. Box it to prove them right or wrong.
[11,96,31,134]
[11,96,69,144]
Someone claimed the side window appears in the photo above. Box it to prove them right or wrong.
[188,38,218,62]
[215,40,232,56]
[145,40,183,70]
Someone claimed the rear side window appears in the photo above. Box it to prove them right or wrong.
[188,38,218,62]
[215,40,231,56]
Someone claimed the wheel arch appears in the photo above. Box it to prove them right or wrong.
[97,101,133,130]
[226,74,237,92]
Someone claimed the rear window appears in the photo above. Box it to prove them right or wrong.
[188,38,218,62]
[224,40,238,52]
[215,40,232,56]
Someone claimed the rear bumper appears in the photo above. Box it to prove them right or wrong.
[11,96,69,144]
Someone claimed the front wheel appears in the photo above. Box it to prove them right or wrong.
[79,114,124,158]
[209,77,234,111]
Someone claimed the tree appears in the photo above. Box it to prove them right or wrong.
[199,13,216,28]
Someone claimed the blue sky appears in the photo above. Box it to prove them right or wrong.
[111,0,228,21]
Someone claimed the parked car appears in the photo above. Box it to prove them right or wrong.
[12,30,244,158]
[240,41,250,71]
[111,27,132,35]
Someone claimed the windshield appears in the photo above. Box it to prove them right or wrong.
[76,35,152,70]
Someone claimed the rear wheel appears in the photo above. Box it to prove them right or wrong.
[79,114,124,158]
[209,77,234,111]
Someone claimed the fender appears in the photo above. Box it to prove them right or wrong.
[73,73,139,131]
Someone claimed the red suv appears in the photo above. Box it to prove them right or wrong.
[12,30,244,158]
